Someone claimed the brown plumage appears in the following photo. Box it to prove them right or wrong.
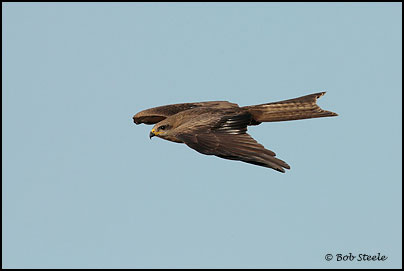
[133,92,337,173]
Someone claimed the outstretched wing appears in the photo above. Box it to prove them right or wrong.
[133,101,239,125]
[175,112,290,172]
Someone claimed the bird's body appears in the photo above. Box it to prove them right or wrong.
[133,92,337,173]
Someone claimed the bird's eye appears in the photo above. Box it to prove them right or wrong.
[159,125,167,130]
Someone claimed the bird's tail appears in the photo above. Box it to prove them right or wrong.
[243,92,338,123]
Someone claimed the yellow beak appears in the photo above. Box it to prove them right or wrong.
[149,129,155,139]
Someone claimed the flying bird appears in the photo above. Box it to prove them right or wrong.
[133,92,337,173]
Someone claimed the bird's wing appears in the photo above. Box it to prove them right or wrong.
[175,112,290,172]
[133,101,239,125]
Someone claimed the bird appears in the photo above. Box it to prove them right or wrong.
[133,92,337,173]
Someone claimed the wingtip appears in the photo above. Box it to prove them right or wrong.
[275,167,287,173]
[132,115,139,124]
[273,163,291,173]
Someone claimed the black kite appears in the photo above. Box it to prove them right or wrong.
[133,92,337,173]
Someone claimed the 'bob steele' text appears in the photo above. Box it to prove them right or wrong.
[336,253,387,261]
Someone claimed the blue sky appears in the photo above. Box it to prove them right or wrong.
[2,3,402,268]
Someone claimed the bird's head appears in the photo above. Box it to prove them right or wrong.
[149,119,182,143]
[149,122,171,139]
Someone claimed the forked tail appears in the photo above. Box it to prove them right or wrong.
[243,92,338,123]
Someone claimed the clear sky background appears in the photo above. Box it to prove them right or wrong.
[2,3,402,269]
